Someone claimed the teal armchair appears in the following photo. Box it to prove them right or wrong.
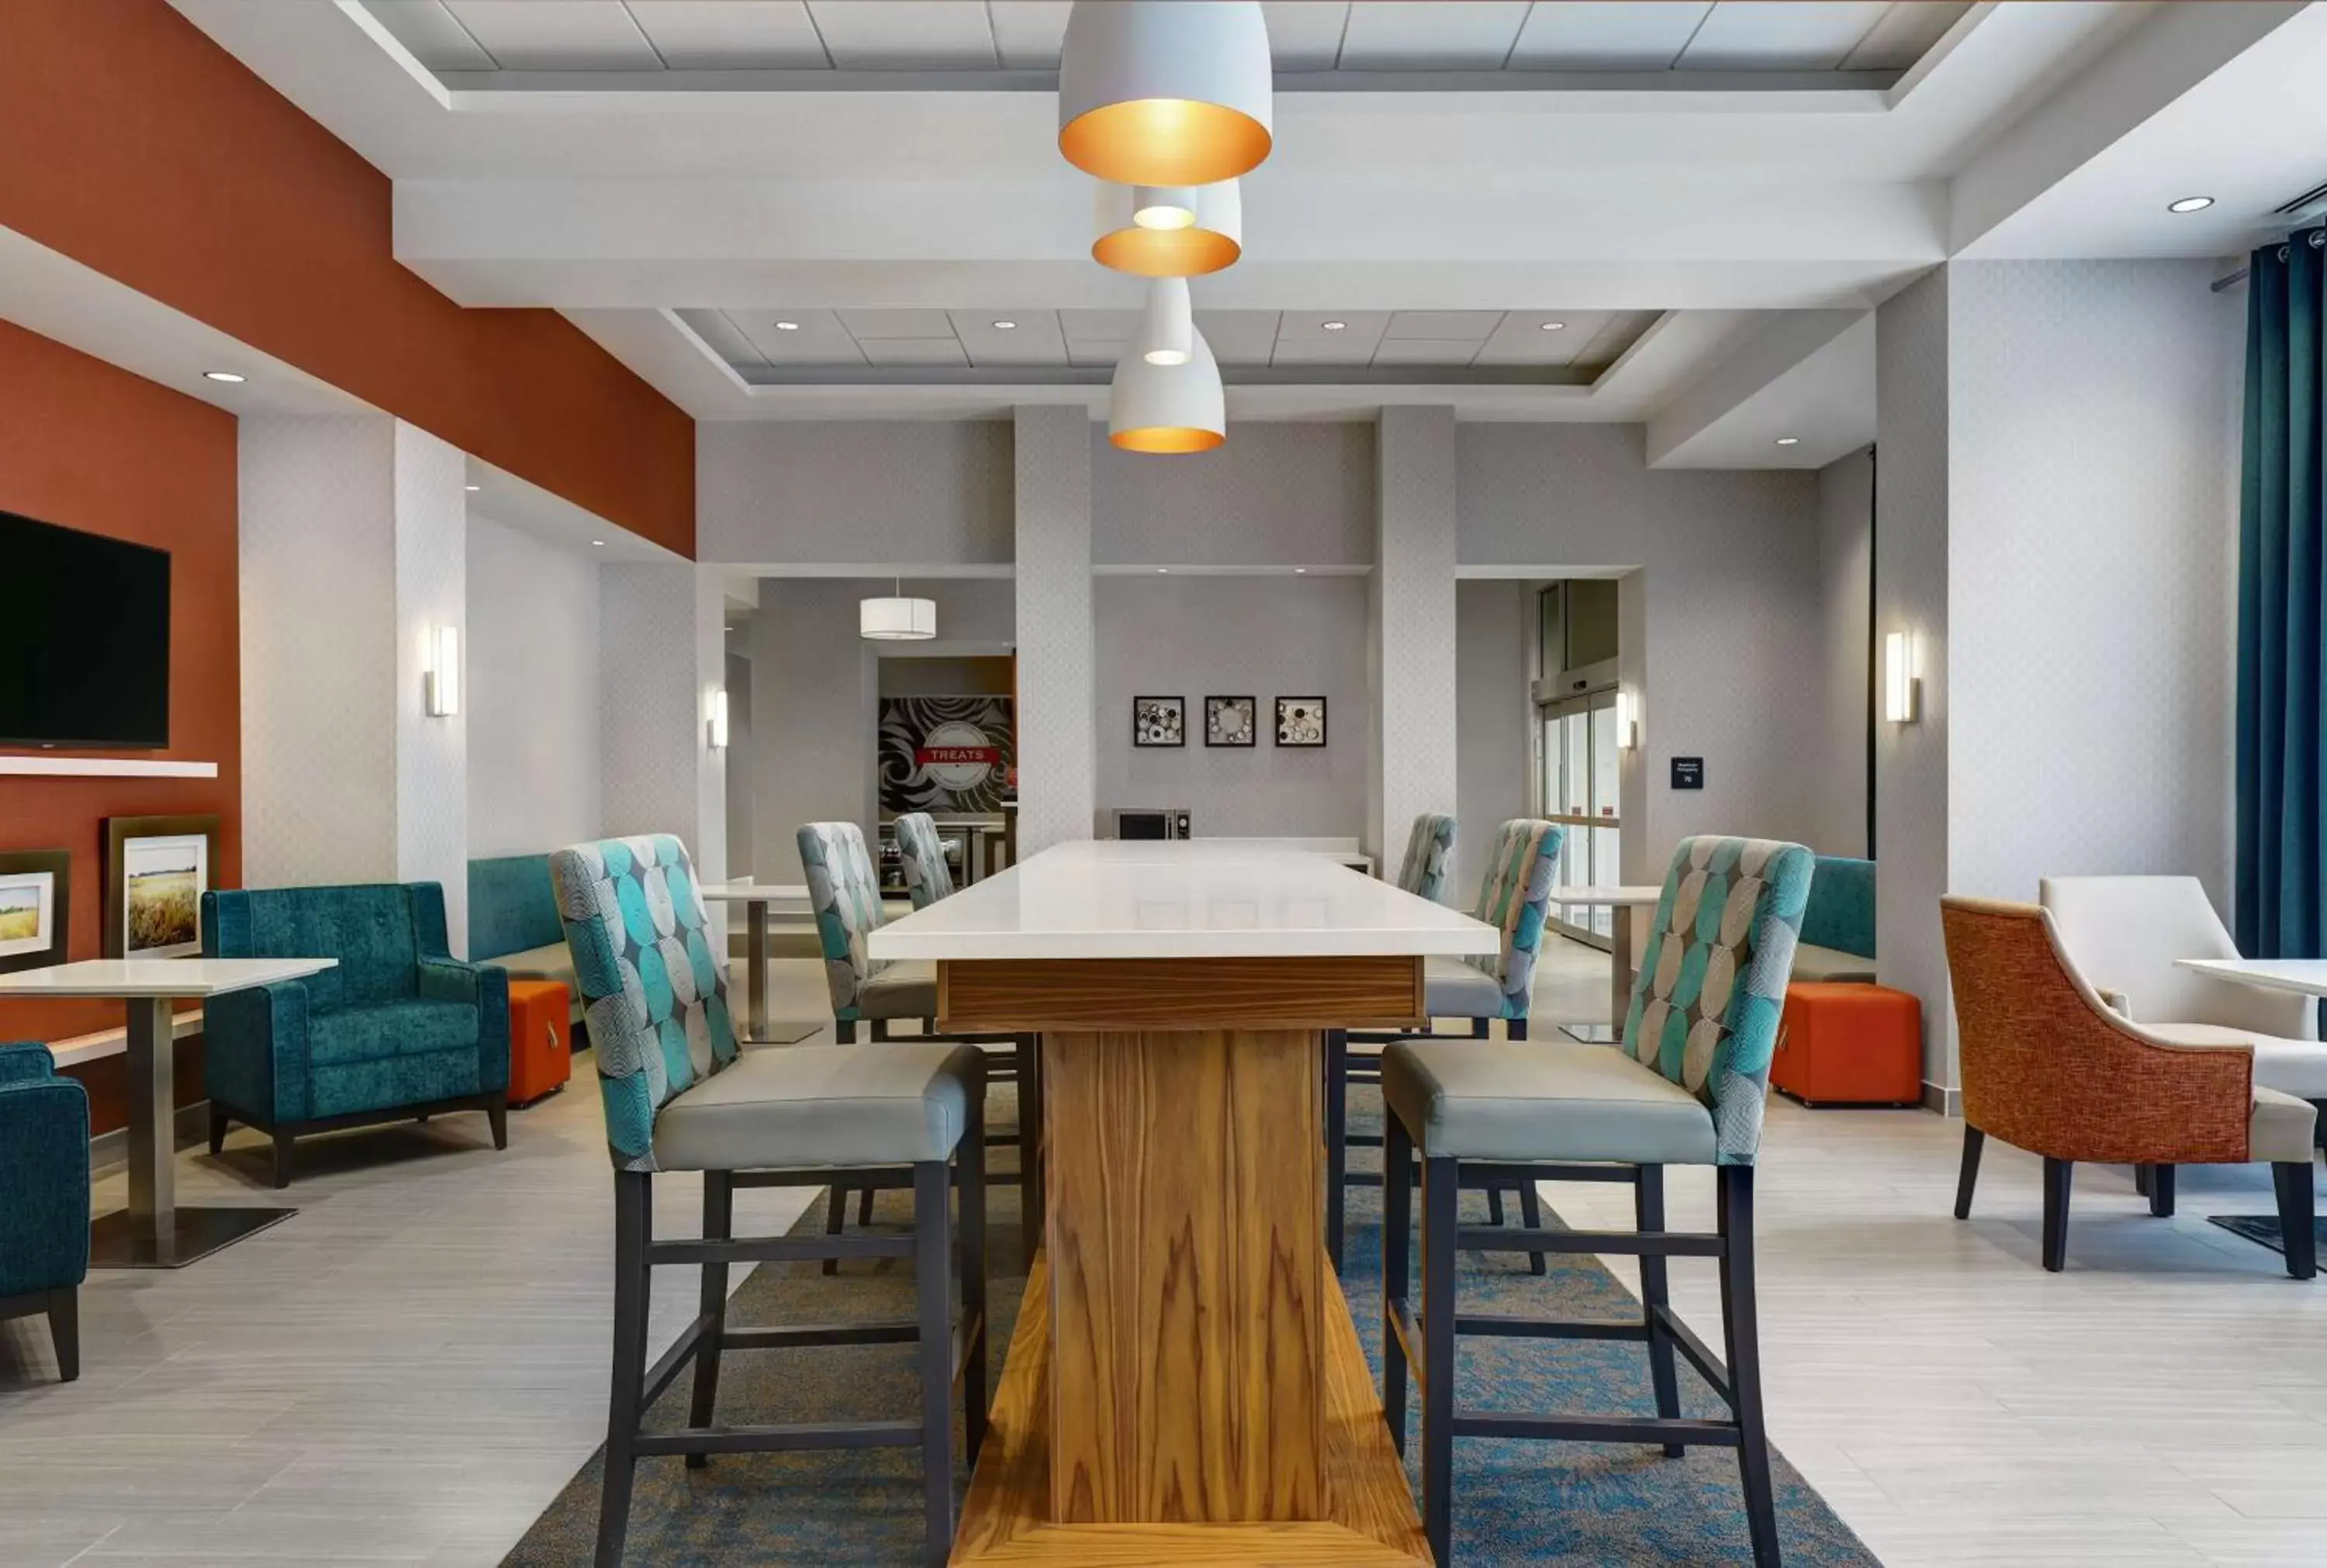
[202,882,510,1186]
[0,1042,87,1381]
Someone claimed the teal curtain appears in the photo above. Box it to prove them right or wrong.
[2236,228,2327,956]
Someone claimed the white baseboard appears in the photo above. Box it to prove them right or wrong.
[1920,1080,1962,1117]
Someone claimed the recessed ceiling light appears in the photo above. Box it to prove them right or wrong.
[591,539,606,547]
[992,319,1017,330]
[1538,320,1565,331]
[2167,196,2215,214]
[1157,567,1169,573]
[1775,437,1800,447]
[465,484,481,492]
[1321,319,1347,332]
[203,371,245,384]
[773,319,800,331]
[1294,567,1307,574]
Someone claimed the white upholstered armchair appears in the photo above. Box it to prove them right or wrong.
[2038,876,2327,1121]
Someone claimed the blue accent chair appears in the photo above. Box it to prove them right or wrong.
[1796,854,1877,981]
[0,1042,88,1381]
[202,882,510,1186]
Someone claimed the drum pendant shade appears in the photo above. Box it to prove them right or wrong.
[1058,2,1274,188]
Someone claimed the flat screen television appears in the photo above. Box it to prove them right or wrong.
[0,509,171,749]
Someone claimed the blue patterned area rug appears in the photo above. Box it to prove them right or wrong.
[505,1103,1881,1566]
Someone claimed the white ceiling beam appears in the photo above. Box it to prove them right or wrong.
[1948,1,2306,254]
[1646,311,1874,470]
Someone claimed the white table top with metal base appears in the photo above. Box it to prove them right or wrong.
[1549,885,1665,1043]
[695,882,817,1044]
[0,958,337,1269]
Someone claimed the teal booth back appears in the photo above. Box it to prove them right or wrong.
[1800,855,1876,960]
[469,854,563,962]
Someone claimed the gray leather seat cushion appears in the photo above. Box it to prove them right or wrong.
[2144,1022,2327,1101]
[487,941,583,1021]
[1791,942,1877,984]
[1383,1040,1718,1166]
[859,959,939,1020]
[1423,955,1506,1020]
[2249,1086,2318,1163]
[652,1042,982,1172]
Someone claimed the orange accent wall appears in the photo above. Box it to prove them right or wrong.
[0,0,694,557]
[0,318,240,1130]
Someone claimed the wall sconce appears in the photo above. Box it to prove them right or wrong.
[1884,630,1920,724]
[706,689,729,750]
[1614,689,1639,751]
[424,624,460,717]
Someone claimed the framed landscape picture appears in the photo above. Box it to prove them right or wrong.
[1205,696,1257,748]
[0,849,70,974]
[104,813,220,959]
[1275,696,1328,748]
[1133,696,1185,748]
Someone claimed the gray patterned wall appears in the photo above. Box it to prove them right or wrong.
[240,416,400,895]
[1457,424,1826,881]
[392,421,471,956]
[466,513,603,858]
[1093,423,1375,568]
[698,420,1014,566]
[599,563,728,916]
[1013,406,1096,855]
[1816,448,1874,859]
[1873,268,1954,1094]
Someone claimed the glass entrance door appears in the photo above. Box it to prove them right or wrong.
[1537,690,1622,947]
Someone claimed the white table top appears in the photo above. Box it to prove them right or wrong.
[2175,957,2327,999]
[1557,885,1665,906]
[0,957,337,1000]
[696,881,811,905]
[867,839,1500,962]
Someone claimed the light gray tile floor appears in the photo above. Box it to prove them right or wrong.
[2,942,2322,1566]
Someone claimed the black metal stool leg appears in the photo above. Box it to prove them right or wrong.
[1718,1166,1781,1568]
[1635,1165,1683,1456]
[1517,1180,1547,1275]
[686,1171,733,1469]
[2274,1161,2317,1280]
[959,1092,991,1463]
[914,1158,956,1567]
[822,1183,849,1276]
[1325,1028,1349,1271]
[1381,1110,1414,1456]
[1421,1155,1459,1568]
[596,1171,652,1568]
[1485,1186,1506,1228]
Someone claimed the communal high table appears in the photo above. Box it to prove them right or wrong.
[869,840,1499,1566]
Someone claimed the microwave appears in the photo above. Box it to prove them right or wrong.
[1111,807,1192,841]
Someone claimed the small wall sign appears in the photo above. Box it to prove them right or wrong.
[1670,757,1705,790]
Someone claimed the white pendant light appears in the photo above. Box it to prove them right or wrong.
[1094,180,1243,278]
[1109,326,1224,454]
[860,579,937,641]
[1130,278,1194,368]
[1058,1,1274,188]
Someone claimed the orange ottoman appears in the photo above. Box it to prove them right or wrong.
[506,979,572,1108]
[1772,982,1921,1107]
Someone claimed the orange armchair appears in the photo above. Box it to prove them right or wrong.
[1940,896,2317,1277]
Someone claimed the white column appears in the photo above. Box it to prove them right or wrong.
[1371,406,1460,865]
[392,421,470,955]
[1013,405,1095,855]
[598,562,729,917]
[240,416,472,952]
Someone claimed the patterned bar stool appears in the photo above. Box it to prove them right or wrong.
[1327,819,1563,1273]
[1381,835,1813,1568]
[553,834,988,1568]
[803,819,1042,1266]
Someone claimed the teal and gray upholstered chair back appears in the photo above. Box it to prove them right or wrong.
[1463,820,1565,1019]
[1621,836,1814,1166]
[1395,813,1457,903]
[1801,855,1876,961]
[550,834,737,1172]
[798,821,891,1022]
[893,813,954,910]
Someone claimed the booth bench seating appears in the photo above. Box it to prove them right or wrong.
[1793,854,1877,983]
[470,854,583,1025]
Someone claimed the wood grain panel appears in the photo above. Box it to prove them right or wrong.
[952,1252,1429,1566]
[940,956,1423,1033]
[1043,1028,1324,1525]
